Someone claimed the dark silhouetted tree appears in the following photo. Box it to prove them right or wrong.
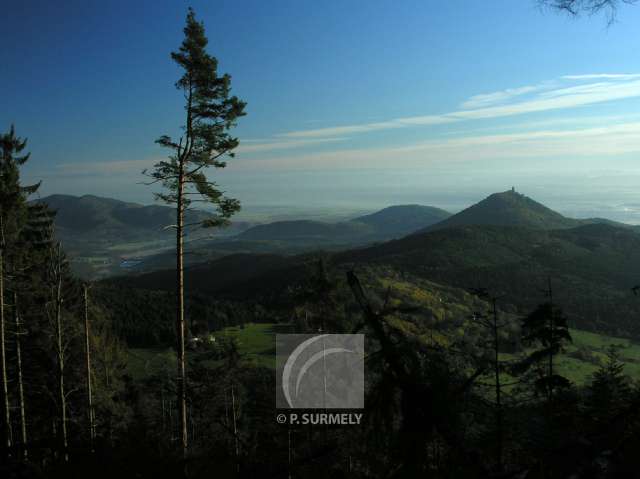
[586,346,632,423]
[0,125,43,457]
[519,281,572,399]
[470,288,509,472]
[346,271,489,476]
[144,8,246,458]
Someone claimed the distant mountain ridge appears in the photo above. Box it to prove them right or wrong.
[352,204,451,235]
[238,204,451,243]
[421,189,635,232]
[35,194,251,244]
[423,189,580,232]
[35,194,454,278]
[40,191,639,281]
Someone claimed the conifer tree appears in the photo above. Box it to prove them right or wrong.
[586,346,632,423]
[0,125,42,455]
[144,8,246,458]
[518,281,572,399]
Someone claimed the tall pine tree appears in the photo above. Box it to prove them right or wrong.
[0,125,43,457]
[144,8,246,458]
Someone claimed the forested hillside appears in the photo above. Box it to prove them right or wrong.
[340,223,640,336]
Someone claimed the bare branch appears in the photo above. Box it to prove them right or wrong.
[539,0,638,24]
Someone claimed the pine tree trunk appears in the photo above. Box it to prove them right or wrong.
[548,277,554,401]
[161,393,166,432]
[83,284,95,452]
[13,292,27,461]
[231,385,239,474]
[176,164,188,459]
[492,298,502,472]
[0,250,11,454]
[54,245,68,462]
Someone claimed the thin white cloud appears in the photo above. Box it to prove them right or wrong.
[460,84,543,109]
[440,113,640,138]
[451,79,640,120]
[408,122,640,152]
[48,138,347,176]
[232,120,640,171]
[39,72,640,186]
[277,116,454,139]
[235,137,348,153]
[278,73,640,139]
[54,120,640,177]
[562,73,640,80]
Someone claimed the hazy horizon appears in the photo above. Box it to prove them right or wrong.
[7,1,640,223]
[32,175,640,225]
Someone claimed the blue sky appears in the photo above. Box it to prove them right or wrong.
[5,0,640,220]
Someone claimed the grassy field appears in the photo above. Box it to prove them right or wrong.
[211,322,292,368]
[491,328,640,389]
[127,323,291,380]
[557,329,640,382]
[126,323,640,385]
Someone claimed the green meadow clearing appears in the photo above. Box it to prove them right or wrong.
[127,323,640,385]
